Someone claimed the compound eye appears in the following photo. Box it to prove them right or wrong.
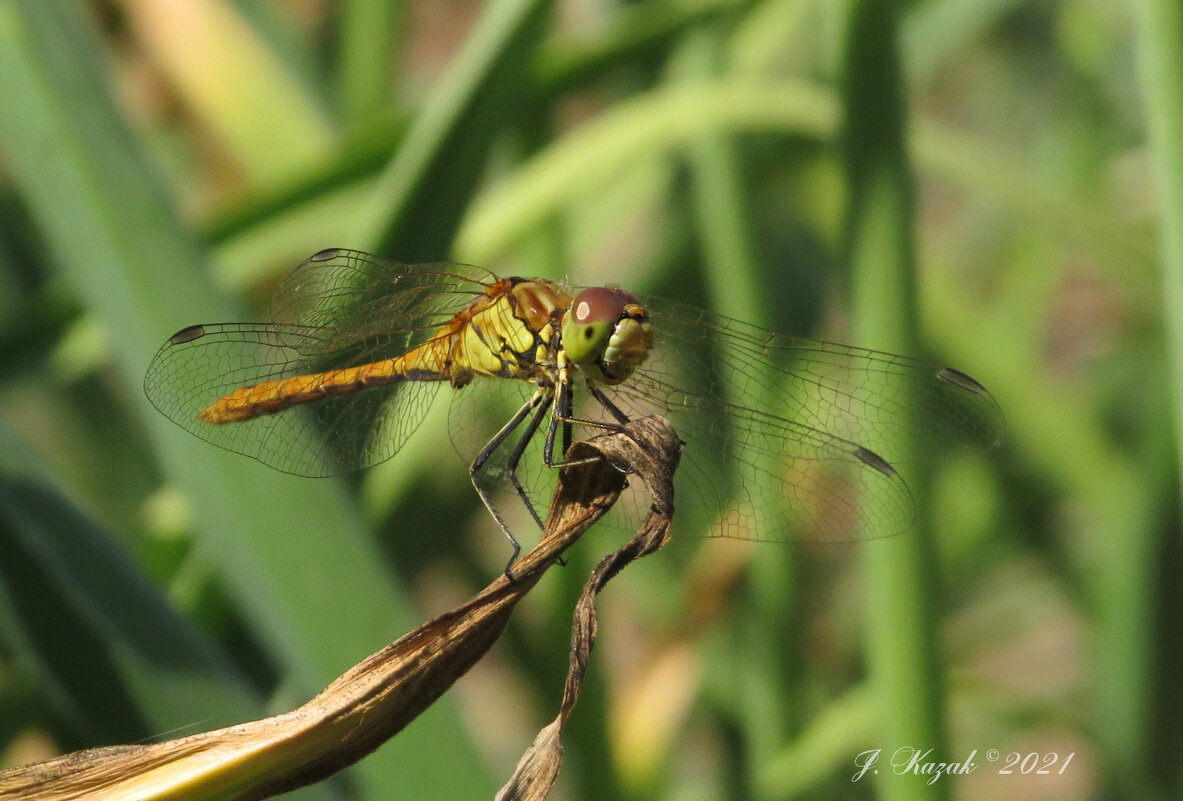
[571,287,628,325]
[563,287,630,365]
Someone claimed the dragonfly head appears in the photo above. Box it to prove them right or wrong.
[561,287,653,385]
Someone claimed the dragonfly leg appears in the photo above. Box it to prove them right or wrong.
[543,381,635,473]
[543,379,605,469]
[503,394,554,534]
[470,389,546,579]
[501,393,568,565]
[588,384,631,425]
[561,371,573,455]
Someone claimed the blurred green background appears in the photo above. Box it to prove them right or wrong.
[0,1,1178,800]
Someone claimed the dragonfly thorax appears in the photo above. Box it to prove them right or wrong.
[560,287,653,385]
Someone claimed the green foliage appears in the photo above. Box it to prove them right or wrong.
[0,1,1176,799]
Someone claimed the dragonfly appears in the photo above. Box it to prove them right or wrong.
[144,249,1004,569]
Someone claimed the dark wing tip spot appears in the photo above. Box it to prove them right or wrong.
[169,324,206,345]
[855,446,897,477]
[937,366,988,395]
[309,248,341,262]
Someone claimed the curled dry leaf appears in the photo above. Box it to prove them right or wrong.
[0,416,680,801]
[497,416,681,801]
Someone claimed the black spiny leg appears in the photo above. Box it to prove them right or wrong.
[543,379,635,468]
[561,373,573,455]
[503,393,573,567]
[504,393,554,534]
[586,384,639,474]
[471,389,545,579]
[589,384,631,425]
[543,377,604,468]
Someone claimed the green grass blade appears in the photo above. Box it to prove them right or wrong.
[456,79,838,264]
[337,0,405,123]
[456,74,1149,273]
[534,0,755,94]
[352,0,555,259]
[0,422,265,750]
[120,0,334,186]
[0,2,490,797]
[1134,0,1183,562]
[841,3,945,800]
[1117,0,1183,792]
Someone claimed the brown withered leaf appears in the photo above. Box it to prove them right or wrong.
[497,416,680,801]
[0,416,680,801]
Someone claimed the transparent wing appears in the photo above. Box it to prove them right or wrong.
[143,250,492,477]
[144,248,1004,544]
[583,297,1005,543]
[268,248,496,334]
[640,297,1005,462]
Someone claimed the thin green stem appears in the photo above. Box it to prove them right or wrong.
[0,1,490,796]
[352,0,553,260]
[1134,0,1183,560]
[1117,0,1183,794]
[841,3,945,801]
[337,0,404,123]
[676,29,804,784]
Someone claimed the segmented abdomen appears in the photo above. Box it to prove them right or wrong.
[198,338,450,423]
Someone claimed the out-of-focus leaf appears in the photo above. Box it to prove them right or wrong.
[337,0,405,123]
[533,0,755,94]
[0,420,264,752]
[0,2,491,797]
[121,0,335,185]
[456,80,838,263]
[353,0,556,260]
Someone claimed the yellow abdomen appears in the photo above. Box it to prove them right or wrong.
[198,277,570,424]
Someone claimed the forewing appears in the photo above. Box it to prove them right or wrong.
[640,297,1005,465]
[269,248,494,330]
[582,297,1003,543]
[144,252,493,476]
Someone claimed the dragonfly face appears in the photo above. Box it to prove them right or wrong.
[560,287,654,386]
[144,248,1004,561]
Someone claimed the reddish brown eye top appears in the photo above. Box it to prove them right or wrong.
[572,286,644,324]
[571,286,628,324]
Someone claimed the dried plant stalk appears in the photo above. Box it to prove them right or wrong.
[497,416,680,800]
[0,416,680,801]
